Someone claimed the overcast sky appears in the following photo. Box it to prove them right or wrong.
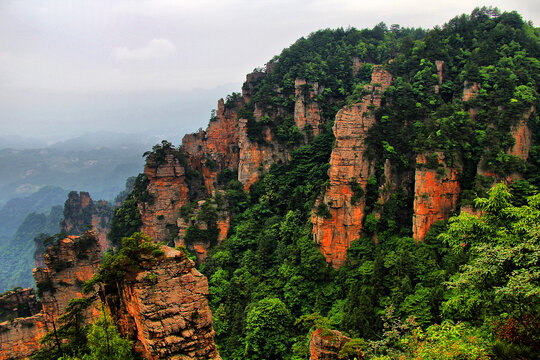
[1,0,538,144]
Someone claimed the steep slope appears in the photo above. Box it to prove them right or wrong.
[101,245,221,359]
[311,66,392,267]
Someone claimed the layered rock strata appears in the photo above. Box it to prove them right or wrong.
[103,246,221,360]
[311,65,392,267]
[0,288,41,323]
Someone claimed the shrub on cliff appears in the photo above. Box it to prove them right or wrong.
[83,232,164,291]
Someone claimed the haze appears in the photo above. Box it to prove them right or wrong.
[1,0,538,144]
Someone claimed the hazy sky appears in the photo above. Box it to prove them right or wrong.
[1,0,538,143]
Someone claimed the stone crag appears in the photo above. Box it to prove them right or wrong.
[412,152,462,242]
[103,246,221,360]
[140,152,190,245]
[61,191,113,253]
[0,232,101,360]
[311,65,392,267]
[0,288,41,323]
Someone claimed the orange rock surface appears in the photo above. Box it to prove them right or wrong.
[237,117,287,190]
[140,153,189,243]
[412,152,461,242]
[0,233,101,360]
[103,246,221,360]
[312,65,392,268]
[61,191,111,254]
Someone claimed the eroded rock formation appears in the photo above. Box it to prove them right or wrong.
[0,288,41,323]
[412,152,462,242]
[294,79,323,138]
[140,152,190,244]
[61,191,113,253]
[0,232,101,360]
[311,65,392,267]
[103,246,221,360]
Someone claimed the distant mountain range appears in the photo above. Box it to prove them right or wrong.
[0,131,164,204]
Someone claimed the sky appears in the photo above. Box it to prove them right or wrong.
[1,0,538,144]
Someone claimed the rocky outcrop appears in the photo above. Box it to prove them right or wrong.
[33,233,101,322]
[294,79,323,138]
[312,65,392,268]
[434,60,444,93]
[0,288,41,322]
[181,98,241,194]
[412,152,462,242]
[103,246,221,360]
[61,191,113,253]
[0,314,48,360]
[237,117,288,190]
[140,152,190,244]
[310,328,363,360]
[509,110,534,161]
[0,232,101,360]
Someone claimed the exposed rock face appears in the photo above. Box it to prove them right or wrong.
[310,328,363,360]
[140,153,190,244]
[463,81,480,102]
[103,246,221,360]
[181,98,241,194]
[0,288,41,323]
[294,79,323,138]
[0,233,101,360]
[509,111,533,161]
[237,117,288,190]
[312,65,392,267]
[476,107,534,181]
[412,152,462,242]
[33,233,101,322]
[0,314,48,360]
[61,191,112,253]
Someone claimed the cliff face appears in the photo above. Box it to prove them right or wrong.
[0,288,41,323]
[311,66,392,267]
[181,98,241,194]
[140,153,190,244]
[103,246,221,360]
[295,79,323,138]
[237,117,288,190]
[412,153,462,242]
[33,233,101,322]
[0,232,101,360]
[61,191,112,253]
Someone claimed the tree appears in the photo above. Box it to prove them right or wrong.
[56,308,134,360]
[244,297,294,359]
[440,183,540,349]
